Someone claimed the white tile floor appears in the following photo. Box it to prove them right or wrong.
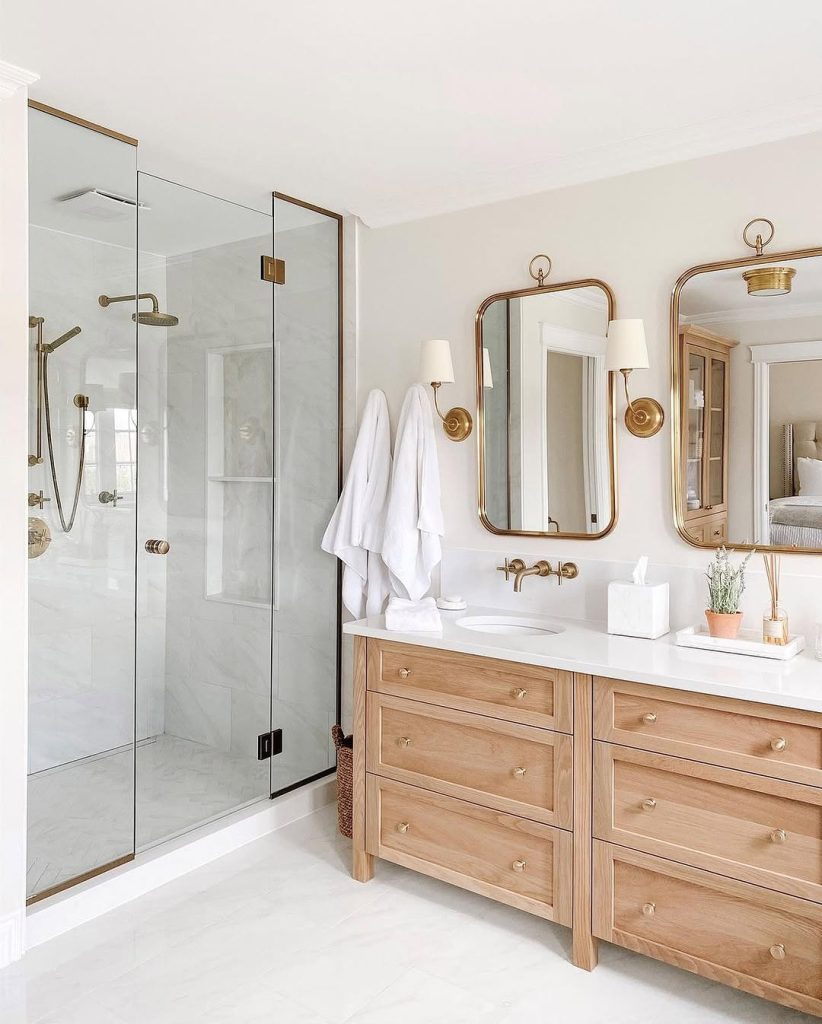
[4,804,814,1023]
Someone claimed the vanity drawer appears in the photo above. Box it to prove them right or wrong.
[366,639,573,733]
[594,743,822,902]
[593,677,822,787]
[367,775,572,924]
[366,693,573,828]
[593,842,822,1017]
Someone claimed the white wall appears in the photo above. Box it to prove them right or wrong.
[0,60,38,967]
[357,130,822,605]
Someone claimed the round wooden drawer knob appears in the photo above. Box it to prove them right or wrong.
[396,821,410,834]
[512,859,527,872]
[770,943,786,961]
[641,712,657,725]
[512,766,527,778]
[770,828,788,844]
[641,902,656,917]
[397,736,412,748]
[641,798,657,811]
[398,668,411,679]
[770,737,787,752]
[511,687,528,700]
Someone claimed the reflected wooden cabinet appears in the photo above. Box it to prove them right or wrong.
[679,325,737,545]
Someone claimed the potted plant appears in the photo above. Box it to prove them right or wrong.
[705,546,752,639]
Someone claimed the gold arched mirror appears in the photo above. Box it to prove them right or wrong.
[476,257,617,538]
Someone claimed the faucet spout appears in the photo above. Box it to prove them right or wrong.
[513,560,551,592]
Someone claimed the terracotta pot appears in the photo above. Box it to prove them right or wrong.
[705,610,743,640]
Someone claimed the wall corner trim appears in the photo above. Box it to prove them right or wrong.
[0,61,39,99]
[0,909,25,967]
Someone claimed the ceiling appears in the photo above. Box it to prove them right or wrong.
[5,1,822,227]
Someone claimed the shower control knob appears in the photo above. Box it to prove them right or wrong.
[145,539,170,555]
[28,491,50,509]
[99,490,120,507]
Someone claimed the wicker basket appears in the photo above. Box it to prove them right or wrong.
[332,725,353,839]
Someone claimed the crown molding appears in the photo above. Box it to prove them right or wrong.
[359,96,822,228]
[0,61,39,100]
[682,300,822,327]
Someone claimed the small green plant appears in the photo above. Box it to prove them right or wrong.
[706,546,753,614]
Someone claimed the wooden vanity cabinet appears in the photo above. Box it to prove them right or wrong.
[350,638,822,1016]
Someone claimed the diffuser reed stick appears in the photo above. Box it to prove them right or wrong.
[762,553,788,645]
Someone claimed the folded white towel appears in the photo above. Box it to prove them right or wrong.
[382,384,444,601]
[385,596,442,633]
[321,389,392,618]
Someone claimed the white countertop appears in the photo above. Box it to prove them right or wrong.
[343,606,822,714]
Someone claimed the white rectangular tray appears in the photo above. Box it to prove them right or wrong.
[675,626,805,661]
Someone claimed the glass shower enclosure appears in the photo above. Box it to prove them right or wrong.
[26,104,341,902]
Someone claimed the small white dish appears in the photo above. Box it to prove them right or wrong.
[437,595,467,611]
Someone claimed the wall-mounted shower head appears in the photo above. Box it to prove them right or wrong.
[98,292,179,327]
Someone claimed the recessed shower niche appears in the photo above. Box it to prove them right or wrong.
[26,103,342,901]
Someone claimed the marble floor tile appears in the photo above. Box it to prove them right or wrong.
[5,803,817,1024]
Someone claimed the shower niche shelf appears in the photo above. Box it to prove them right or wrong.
[205,343,275,610]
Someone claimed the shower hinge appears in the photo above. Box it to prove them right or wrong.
[261,256,285,285]
[257,728,283,760]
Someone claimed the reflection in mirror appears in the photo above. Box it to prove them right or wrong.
[478,283,615,537]
[675,250,822,551]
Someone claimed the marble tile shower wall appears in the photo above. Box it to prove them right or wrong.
[28,227,167,773]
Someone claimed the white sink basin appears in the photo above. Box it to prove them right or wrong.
[456,614,564,637]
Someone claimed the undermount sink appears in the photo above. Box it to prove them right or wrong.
[456,614,564,637]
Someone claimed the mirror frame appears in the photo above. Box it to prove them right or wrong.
[671,243,822,554]
[475,278,618,539]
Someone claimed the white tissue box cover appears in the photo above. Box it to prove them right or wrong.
[608,581,669,639]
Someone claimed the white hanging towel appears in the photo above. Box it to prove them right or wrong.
[382,383,444,601]
[321,389,392,619]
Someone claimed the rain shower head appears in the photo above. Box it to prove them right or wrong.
[98,292,179,327]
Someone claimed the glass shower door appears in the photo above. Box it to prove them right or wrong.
[135,175,275,848]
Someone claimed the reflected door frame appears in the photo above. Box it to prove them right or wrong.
[751,338,822,545]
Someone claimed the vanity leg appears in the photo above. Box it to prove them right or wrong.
[352,635,374,882]
[572,673,598,970]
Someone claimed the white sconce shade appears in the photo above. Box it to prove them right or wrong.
[419,338,455,384]
[606,319,649,372]
[482,348,493,389]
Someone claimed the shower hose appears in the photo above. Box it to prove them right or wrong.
[42,350,87,533]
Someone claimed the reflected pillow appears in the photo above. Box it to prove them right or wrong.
[797,456,822,496]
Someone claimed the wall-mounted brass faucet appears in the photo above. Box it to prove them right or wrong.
[496,557,579,593]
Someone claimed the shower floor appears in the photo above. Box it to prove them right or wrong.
[27,733,269,900]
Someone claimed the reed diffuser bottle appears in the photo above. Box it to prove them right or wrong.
[763,554,788,646]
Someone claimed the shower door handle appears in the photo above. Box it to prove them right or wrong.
[145,539,170,555]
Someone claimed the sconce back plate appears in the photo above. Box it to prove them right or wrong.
[625,397,664,438]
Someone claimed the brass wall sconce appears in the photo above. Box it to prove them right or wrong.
[605,319,664,438]
[419,339,473,441]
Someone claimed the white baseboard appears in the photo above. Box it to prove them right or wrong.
[0,909,24,968]
[27,776,335,950]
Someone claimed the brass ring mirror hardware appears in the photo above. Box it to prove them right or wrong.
[512,859,527,872]
[769,828,788,844]
[511,687,528,700]
[512,766,527,778]
[770,737,787,752]
[397,736,412,748]
[528,254,553,287]
[742,217,775,256]
[145,539,170,555]
[28,516,52,559]
[641,798,657,811]
[398,667,411,679]
[641,902,656,917]
[396,821,410,834]
[641,712,657,724]
[769,943,786,961]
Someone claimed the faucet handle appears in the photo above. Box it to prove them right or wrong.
[496,558,525,581]
[557,561,579,586]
